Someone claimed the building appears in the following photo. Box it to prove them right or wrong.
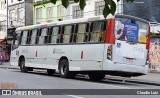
[34,0,123,24]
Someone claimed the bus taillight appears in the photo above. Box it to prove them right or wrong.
[107,45,112,60]
[146,52,150,65]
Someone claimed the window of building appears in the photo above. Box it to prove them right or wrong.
[38,28,48,44]
[49,27,60,44]
[58,5,65,17]
[0,1,6,10]
[76,23,88,43]
[95,1,105,16]
[30,29,38,45]
[72,5,83,19]
[21,31,28,45]
[36,8,43,19]
[47,7,53,19]
[17,8,24,20]
[9,10,15,22]
[89,21,106,42]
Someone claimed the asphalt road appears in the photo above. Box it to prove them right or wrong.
[0,68,160,98]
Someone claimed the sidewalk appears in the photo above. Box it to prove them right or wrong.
[0,62,160,85]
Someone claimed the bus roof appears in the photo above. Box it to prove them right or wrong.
[15,14,149,32]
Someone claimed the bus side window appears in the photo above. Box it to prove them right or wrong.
[30,29,38,45]
[19,31,23,45]
[38,28,48,44]
[76,23,89,43]
[61,25,73,43]
[26,30,32,44]
[89,21,105,43]
[35,29,40,44]
[49,27,60,44]
[21,30,28,45]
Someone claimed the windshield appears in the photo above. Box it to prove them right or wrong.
[114,18,149,43]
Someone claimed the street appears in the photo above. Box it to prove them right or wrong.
[0,66,160,98]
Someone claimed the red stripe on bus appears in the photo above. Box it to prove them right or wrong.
[146,25,150,50]
[105,19,115,44]
[81,51,84,59]
[41,24,48,28]
[36,51,38,57]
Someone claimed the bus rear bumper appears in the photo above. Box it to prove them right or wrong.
[103,60,149,76]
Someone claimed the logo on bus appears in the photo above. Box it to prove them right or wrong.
[53,48,65,54]
[117,43,121,48]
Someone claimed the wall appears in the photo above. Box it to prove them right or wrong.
[25,0,33,26]
[123,0,160,23]
[149,38,160,72]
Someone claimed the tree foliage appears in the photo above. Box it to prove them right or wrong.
[50,0,135,18]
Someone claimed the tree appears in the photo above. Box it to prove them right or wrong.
[50,0,135,18]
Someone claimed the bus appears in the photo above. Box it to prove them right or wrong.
[10,14,150,80]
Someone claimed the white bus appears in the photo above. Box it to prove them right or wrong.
[10,14,150,80]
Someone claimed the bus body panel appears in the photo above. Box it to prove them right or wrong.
[112,40,148,66]
[70,44,104,71]
[10,49,19,66]
[23,45,72,70]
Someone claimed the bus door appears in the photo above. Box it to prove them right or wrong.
[10,32,21,66]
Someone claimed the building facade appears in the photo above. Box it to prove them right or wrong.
[34,0,123,24]
[7,0,33,28]
[0,0,9,60]
[0,0,7,39]
[7,0,34,43]
[64,0,123,20]
[34,0,63,24]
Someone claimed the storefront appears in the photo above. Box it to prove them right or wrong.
[0,39,10,62]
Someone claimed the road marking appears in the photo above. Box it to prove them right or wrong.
[66,95,84,98]
[63,94,84,98]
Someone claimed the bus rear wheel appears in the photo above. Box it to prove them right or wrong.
[20,58,28,72]
[59,59,75,79]
[47,69,55,75]
[88,73,105,81]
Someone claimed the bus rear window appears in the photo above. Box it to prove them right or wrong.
[114,18,149,43]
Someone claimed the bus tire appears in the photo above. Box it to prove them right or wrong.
[47,69,55,75]
[20,58,28,72]
[88,73,105,81]
[59,59,75,79]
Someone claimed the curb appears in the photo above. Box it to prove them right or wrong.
[106,77,160,86]
[0,66,19,70]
